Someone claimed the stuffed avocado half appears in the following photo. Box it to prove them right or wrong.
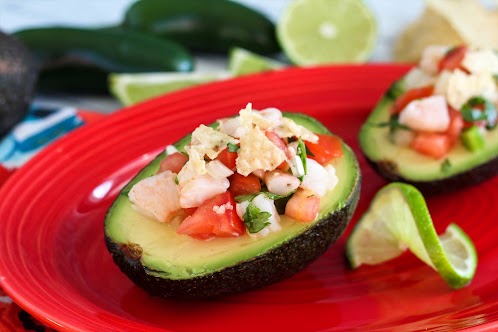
[104,104,360,299]
[360,45,498,193]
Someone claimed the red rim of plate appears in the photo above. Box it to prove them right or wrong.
[0,64,496,331]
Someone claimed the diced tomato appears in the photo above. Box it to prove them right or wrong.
[228,173,261,197]
[265,130,292,159]
[285,188,320,222]
[410,133,452,159]
[306,134,343,165]
[438,45,468,73]
[216,148,237,170]
[446,106,464,141]
[409,107,463,159]
[184,207,197,216]
[277,160,290,172]
[158,152,188,174]
[391,86,434,114]
[176,191,245,239]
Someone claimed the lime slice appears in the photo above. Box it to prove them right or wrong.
[346,182,477,289]
[228,47,285,76]
[276,0,377,65]
[109,72,229,106]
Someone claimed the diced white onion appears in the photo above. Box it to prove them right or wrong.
[206,160,234,179]
[264,170,300,196]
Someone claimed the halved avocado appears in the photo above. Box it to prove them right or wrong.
[104,112,361,299]
[359,79,498,194]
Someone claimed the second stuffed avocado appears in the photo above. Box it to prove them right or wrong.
[360,45,498,193]
[105,106,360,299]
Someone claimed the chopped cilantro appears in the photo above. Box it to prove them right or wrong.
[227,142,239,152]
[235,191,295,203]
[174,176,179,185]
[441,159,452,173]
[461,96,497,129]
[374,115,410,132]
[264,191,296,200]
[296,137,307,181]
[235,193,258,203]
[243,203,271,233]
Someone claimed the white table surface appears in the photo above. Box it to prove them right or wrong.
[0,0,427,112]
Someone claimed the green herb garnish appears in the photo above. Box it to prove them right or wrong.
[235,193,258,203]
[235,190,295,203]
[374,115,410,132]
[227,142,240,152]
[461,96,497,129]
[441,159,452,173]
[296,137,307,181]
[265,191,296,200]
[243,203,271,233]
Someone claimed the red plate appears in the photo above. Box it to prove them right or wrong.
[0,65,496,331]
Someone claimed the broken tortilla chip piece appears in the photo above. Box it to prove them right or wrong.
[394,0,498,63]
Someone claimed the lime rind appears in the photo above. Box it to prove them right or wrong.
[109,72,230,106]
[436,224,478,288]
[228,47,285,76]
[346,182,477,289]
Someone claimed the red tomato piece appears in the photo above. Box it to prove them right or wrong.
[306,134,343,165]
[438,45,468,73]
[184,207,197,216]
[409,107,462,159]
[228,173,261,197]
[265,130,292,159]
[158,152,188,174]
[446,106,464,141]
[216,148,237,170]
[277,160,290,172]
[285,188,320,222]
[176,191,245,239]
[410,133,452,159]
[391,86,434,114]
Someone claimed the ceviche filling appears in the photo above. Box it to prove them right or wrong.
[127,104,343,240]
[384,45,498,159]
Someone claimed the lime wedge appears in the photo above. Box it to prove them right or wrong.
[276,0,377,65]
[346,182,477,289]
[109,72,229,106]
[228,47,285,76]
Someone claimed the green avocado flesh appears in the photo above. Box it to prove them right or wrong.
[104,112,360,298]
[359,80,498,193]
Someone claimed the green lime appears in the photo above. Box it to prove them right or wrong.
[109,72,229,106]
[276,0,377,65]
[228,47,285,76]
[346,182,477,289]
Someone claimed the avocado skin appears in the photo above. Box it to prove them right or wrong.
[364,155,498,195]
[0,31,37,137]
[105,180,360,299]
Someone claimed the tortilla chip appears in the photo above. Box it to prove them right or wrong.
[394,0,498,63]
[394,7,465,62]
